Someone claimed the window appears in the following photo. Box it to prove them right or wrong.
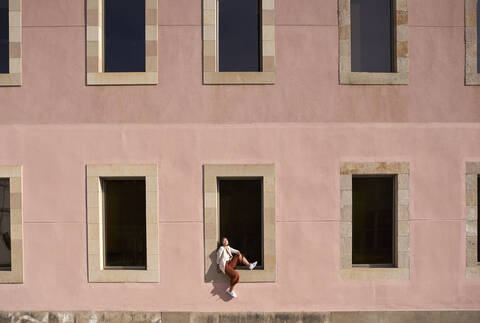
[218,0,261,72]
[465,163,480,278]
[0,0,8,74]
[465,0,480,85]
[0,166,23,284]
[0,0,21,86]
[219,179,263,268]
[203,0,275,84]
[86,0,158,85]
[351,0,394,73]
[86,164,158,283]
[0,179,10,270]
[352,176,394,266]
[340,162,410,280]
[104,0,146,73]
[203,164,275,282]
[338,0,408,85]
[103,179,146,269]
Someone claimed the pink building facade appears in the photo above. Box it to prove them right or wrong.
[0,0,480,322]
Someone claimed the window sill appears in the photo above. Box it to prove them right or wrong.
[0,73,21,86]
[87,72,158,85]
[339,72,408,85]
[88,268,159,283]
[466,266,480,279]
[0,269,23,284]
[203,72,275,85]
[341,267,409,280]
[466,73,480,86]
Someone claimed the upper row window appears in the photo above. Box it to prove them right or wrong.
[466,0,480,85]
[339,0,408,85]
[104,0,146,73]
[0,0,9,74]
[218,0,262,72]
[350,0,395,73]
[203,0,275,84]
[0,0,21,86]
[86,0,157,85]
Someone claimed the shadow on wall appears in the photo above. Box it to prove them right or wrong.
[206,249,233,302]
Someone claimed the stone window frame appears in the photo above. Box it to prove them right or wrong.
[203,164,276,282]
[338,0,408,85]
[0,0,21,86]
[465,162,480,278]
[86,0,158,85]
[86,164,159,283]
[203,0,275,85]
[340,162,410,280]
[466,0,480,85]
[0,166,23,284]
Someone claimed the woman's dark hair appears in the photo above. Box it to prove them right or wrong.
[217,237,228,249]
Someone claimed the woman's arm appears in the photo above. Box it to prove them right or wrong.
[229,246,240,255]
[216,247,224,264]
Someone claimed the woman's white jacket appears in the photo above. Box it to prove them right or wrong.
[216,246,240,274]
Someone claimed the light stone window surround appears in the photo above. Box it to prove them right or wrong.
[340,162,410,280]
[86,0,158,85]
[0,166,23,284]
[0,0,22,86]
[86,164,159,283]
[466,0,480,85]
[203,0,275,85]
[203,164,276,282]
[338,0,408,85]
[465,163,480,278]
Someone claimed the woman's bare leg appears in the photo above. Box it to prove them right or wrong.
[239,254,250,266]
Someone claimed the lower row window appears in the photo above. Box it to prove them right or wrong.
[86,164,159,283]
[103,178,146,269]
[0,178,10,270]
[352,176,394,266]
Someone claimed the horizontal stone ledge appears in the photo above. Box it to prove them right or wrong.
[1,311,480,323]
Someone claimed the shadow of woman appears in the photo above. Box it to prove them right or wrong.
[206,249,233,301]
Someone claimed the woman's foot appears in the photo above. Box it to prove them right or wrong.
[249,261,257,270]
[227,289,237,298]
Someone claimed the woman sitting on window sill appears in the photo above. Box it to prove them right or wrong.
[216,237,257,298]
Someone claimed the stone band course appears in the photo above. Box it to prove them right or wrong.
[2,311,480,323]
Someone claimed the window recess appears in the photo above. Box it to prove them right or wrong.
[0,166,23,284]
[218,178,264,269]
[340,162,410,280]
[352,175,395,267]
[203,0,275,84]
[86,0,158,85]
[338,0,408,85]
[203,164,275,282]
[0,0,21,86]
[465,0,480,85]
[86,164,159,283]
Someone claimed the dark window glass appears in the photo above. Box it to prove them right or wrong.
[103,179,146,268]
[218,0,261,72]
[352,176,394,265]
[0,178,10,270]
[104,0,145,72]
[0,0,9,74]
[351,0,394,72]
[219,179,263,268]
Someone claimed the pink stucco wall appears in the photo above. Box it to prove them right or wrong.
[0,124,479,311]
[0,0,476,124]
